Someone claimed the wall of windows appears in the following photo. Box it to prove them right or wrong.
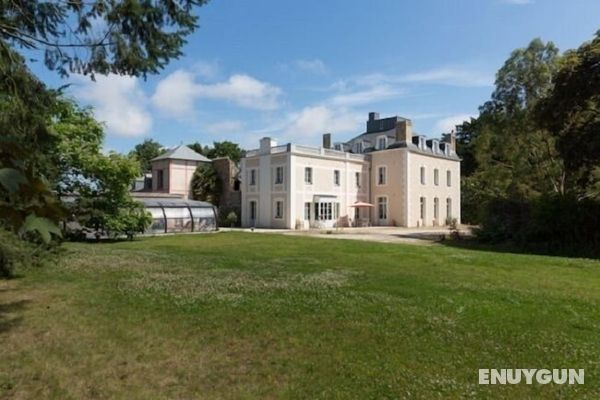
[140,198,217,234]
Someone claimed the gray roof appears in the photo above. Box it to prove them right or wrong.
[151,145,211,162]
[136,196,215,208]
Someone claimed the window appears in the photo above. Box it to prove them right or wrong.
[334,170,340,186]
[434,197,439,220]
[420,197,426,220]
[275,166,284,184]
[446,198,452,219]
[355,172,361,188]
[377,136,387,150]
[447,170,452,187]
[378,166,387,185]
[249,201,257,221]
[304,167,313,184]
[157,169,164,190]
[354,142,363,153]
[420,166,426,185]
[304,202,311,220]
[275,201,283,219]
[319,203,333,220]
[434,169,439,186]
[250,169,256,186]
[378,197,388,220]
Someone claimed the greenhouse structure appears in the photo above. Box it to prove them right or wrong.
[138,197,218,234]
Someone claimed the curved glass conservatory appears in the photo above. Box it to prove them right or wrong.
[138,198,217,234]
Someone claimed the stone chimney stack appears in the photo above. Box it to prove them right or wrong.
[260,137,276,154]
[368,112,380,121]
[322,133,332,149]
[395,119,412,143]
[449,130,456,152]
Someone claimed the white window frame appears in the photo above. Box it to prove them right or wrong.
[274,200,284,219]
[304,167,313,184]
[377,196,388,221]
[447,170,452,187]
[355,171,361,188]
[446,197,452,219]
[250,169,257,186]
[334,170,340,186]
[249,200,257,221]
[376,135,387,150]
[420,196,426,220]
[420,166,426,185]
[304,202,311,220]
[434,197,439,220]
[274,166,284,184]
[434,168,439,186]
[377,166,387,186]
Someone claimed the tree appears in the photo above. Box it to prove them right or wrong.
[0,0,207,78]
[129,139,163,173]
[456,38,564,224]
[191,164,221,205]
[206,141,245,163]
[536,31,600,198]
[188,142,210,157]
[50,100,151,238]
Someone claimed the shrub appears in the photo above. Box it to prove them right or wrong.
[476,195,600,255]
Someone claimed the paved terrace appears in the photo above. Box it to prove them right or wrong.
[220,226,474,246]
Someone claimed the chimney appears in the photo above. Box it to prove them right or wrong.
[395,119,412,143]
[260,137,276,154]
[322,133,332,149]
[449,130,456,152]
[368,112,380,121]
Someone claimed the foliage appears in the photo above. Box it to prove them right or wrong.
[191,164,221,205]
[219,209,239,227]
[0,45,64,244]
[129,139,163,173]
[188,141,245,163]
[187,142,210,157]
[476,195,600,256]
[0,0,207,78]
[206,141,245,163]
[536,31,600,198]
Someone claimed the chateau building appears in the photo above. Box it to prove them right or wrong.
[240,112,460,229]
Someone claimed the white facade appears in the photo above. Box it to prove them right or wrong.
[241,114,461,229]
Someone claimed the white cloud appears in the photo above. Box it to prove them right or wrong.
[205,120,244,135]
[193,60,220,80]
[151,70,199,117]
[400,67,493,87]
[434,114,474,133]
[294,59,328,74]
[199,74,282,110]
[328,85,403,107]
[72,74,152,137]
[151,70,283,117]
[283,106,361,140]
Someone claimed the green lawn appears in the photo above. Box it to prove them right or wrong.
[1,233,599,399]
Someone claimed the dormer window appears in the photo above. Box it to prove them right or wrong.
[433,140,439,153]
[377,136,387,150]
[354,141,363,153]
[419,137,426,150]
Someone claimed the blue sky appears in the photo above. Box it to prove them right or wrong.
[28,0,600,152]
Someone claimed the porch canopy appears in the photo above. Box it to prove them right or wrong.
[349,201,375,207]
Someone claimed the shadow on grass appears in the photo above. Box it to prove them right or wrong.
[439,236,600,260]
[0,298,29,334]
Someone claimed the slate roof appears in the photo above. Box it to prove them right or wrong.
[151,145,211,162]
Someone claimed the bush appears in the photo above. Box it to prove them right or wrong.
[0,229,53,278]
[218,207,241,227]
[476,195,600,255]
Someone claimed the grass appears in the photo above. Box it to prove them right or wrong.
[1,232,599,399]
